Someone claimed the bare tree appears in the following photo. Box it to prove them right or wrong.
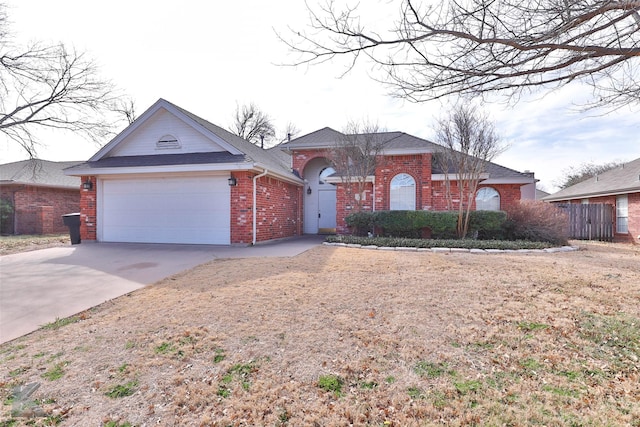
[0,2,124,158]
[278,121,301,144]
[555,160,625,189]
[230,103,276,148]
[113,98,137,125]
[285,0,640,110]
[435,104,504,238]
[331,120,386,212]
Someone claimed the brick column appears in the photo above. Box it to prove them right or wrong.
[37,206,54,234]
[80,176,97,241]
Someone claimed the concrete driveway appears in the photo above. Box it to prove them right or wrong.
[0,236,323,344]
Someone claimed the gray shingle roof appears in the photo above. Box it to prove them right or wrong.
[280,127,346,149]
[0,159,81,188]
[544,157,640,201]
[68,152,246,169]
[281,128,442,153]
[432,157,533,180]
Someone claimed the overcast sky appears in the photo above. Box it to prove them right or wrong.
[2,0,638,192]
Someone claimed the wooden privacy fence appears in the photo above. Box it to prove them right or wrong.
[557,203,614,241]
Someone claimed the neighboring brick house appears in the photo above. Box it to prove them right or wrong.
[544,157,640,243]
[65,98,536,245]
[0,160,81,235]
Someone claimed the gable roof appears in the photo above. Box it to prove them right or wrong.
[65,99,300,184]
[544,157,640,201]
[280,128,441,154]
[0,159,81,189]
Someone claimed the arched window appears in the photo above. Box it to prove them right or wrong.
[390,173,416,210]
[319,167,336,185]
[476,187,500,211]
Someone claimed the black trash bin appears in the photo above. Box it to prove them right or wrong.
[62,213,81,244]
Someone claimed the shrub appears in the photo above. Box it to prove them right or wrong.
[467,210,507,239]
[0,198,14,235]
[344,210,507,240]
[503,201,569,245]
[344,211,375,236]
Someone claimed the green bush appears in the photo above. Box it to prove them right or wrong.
[467,210,508,239]
[344,210,506,240]
[0,198,14,235]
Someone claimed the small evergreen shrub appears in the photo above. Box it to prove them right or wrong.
[467,210,508,240]
[345,210,507,240]
[503,201,569,245]
[326,235,552,250]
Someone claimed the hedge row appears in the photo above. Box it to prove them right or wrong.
[325,235,554,250]
[345,210,507,240]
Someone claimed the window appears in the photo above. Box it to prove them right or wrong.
[319,167,336,185]
[476,187,500,211]
[616,195,628,233]
[390,173,416,210]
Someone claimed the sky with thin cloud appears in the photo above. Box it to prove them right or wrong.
[2,0,638,192]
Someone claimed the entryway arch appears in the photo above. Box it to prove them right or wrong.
[303,157,337,234]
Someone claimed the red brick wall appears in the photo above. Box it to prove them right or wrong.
[291,148,527,235]
[291,149,331,177]
[629,193,640,244]
[230,171,302,244]
[335,181,374,234]
[0,184,80,235]
[431,181,522,211]
[374,154,432,210]
[79,176,97,241]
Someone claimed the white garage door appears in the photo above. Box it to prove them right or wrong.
[101,176,230,244]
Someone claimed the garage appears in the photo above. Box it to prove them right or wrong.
[100,175,230,244]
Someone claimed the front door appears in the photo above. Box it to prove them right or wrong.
[318,189,337,234]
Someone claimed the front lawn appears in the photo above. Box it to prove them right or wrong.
[0,234,70,256]
[1,242,638,425]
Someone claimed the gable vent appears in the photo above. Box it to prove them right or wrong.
[156,134,181,149]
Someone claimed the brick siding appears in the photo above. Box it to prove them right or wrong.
[0,184,79,235]
[230,171,303,244]
[79,176,97,241]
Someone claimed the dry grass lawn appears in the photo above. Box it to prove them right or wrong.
[1,242,639,426]
[0,235,70,256]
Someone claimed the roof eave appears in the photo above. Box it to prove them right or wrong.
[0,180,78,190]
[250,163,304,185]
[544,186,640,201]
[65,162,253,176]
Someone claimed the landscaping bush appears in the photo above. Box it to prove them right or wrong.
[467,210,508,240]
[345,210,459,239]
[344,211,375,236]
[345,210,507,240]
[325,234,553,250]
[503,201,569,245]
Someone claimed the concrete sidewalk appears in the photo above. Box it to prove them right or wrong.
[0,236,324,344]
